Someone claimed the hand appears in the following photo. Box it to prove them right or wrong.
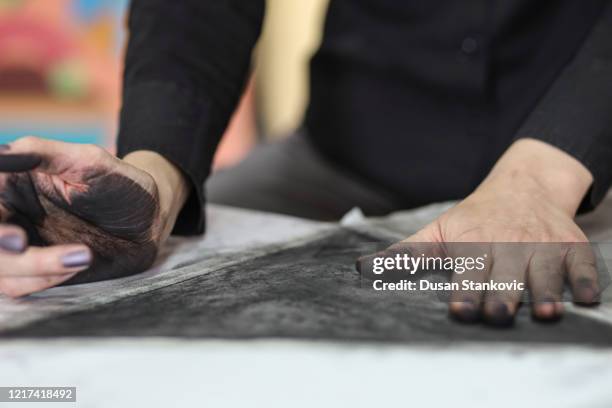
[0,223,92,298]
[360,139,598,326]
[0,137,187,297]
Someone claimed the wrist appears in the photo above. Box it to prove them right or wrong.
[478,138,593,216]
[123,151,189,240]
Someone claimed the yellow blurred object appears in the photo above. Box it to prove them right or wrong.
[255,0,329,139]
[0,0,22,13]
[84,15,114,52]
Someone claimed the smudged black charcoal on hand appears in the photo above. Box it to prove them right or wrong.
[0,154,42,173]
[58,169,160,284]
[1,173,46,223]
[0,159,160,283]
[42,169,158,243]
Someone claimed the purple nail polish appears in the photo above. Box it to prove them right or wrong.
[0,234,25,253]
[61,250,92,268]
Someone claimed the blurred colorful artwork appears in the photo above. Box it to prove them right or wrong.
[0,0,127,147]
[0,0,256,167]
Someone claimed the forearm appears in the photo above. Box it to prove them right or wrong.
[478,138,593,217]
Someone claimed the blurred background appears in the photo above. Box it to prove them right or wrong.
[0,0,329,168]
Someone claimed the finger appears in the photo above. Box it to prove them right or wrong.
[0,245,92,278]
[355,217,444,275]
[0,273,78,298]
[395,233,492,323]
[449,243,492,323]
[394,228,447,265]
[527,245,565,321]
[0,224,27,253]
[2,136,105,175]
[356,240,444,275]
[566,243,600,306]
[483,245,530,327]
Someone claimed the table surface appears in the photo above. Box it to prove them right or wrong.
[1,199,612,408]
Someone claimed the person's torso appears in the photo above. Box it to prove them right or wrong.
[305,0,606,207]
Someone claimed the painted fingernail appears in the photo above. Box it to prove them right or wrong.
[0,144,10,151]
[0,234,25,253]
[451,298,480,323]
[484,302,515,327]
[61,250,92,268]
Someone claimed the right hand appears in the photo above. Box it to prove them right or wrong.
[0,137,188,298]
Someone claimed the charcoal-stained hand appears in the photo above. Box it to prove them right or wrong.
[358,179,599,327]
[0,137,161,297]
[358,139,599,327]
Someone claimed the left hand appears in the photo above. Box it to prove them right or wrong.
[0,137,174,297]
[360,139,599,326]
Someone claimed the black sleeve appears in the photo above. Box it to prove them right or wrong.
[116,0,265,235]
[515,3,612,213]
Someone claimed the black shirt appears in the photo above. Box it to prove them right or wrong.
[117,0,612,235]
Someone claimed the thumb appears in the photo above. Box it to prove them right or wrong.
[0,143,41,173]
[356,223,443,275]
[0,137,105,175]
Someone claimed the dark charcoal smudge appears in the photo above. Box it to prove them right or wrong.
[1,168,159,284]
[5,230,612,345]
[43,169,158,243]
[0,154,42,173]
[1,173,46,224]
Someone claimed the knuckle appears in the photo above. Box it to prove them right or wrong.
[34,253,55,273]
[19,251,52,274]
[85,144,107,159]
[567,247,596,266]
[15,135,41,149]
[575,258,597,271]
[560,233,586,243]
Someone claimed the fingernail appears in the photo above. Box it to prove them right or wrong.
[61,250,92,268]
[484,302,515,327]
[355,254,376,275]
[535,297,556,320]
[0,234,25,253]
[452,298,480,323]
[0,144,10,152]
[575,278,597,305]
